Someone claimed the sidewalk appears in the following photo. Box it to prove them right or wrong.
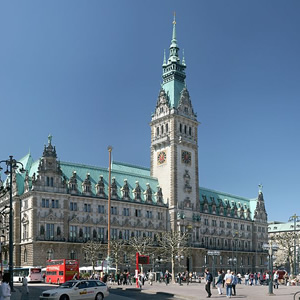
[11,285,22,300]
[108,281,300,300]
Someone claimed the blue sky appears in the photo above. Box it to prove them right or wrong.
[0,0,299,222]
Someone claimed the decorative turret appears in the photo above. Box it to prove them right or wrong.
[253,184,268,222]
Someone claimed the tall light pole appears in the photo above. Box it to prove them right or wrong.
[289,214,300,277]
[0,156,25,291]
[263,242,279,295]
[107,146,113,264]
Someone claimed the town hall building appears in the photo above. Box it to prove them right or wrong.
[0,17,268,275]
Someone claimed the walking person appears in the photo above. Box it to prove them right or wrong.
[231,272,238,296]
[224,269,233,298]
[273,271,279,289]
[204,268,212,298]
[164,270,170,285]
[22,275,29,294]
[216,270,223,295]
[1,273,11,300]
[244,273,249,285]
[148,270,154,286]
[221,270,225,288]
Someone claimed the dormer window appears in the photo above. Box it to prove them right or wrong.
[82,173,92,195]
[133,181,141,201]
[96,175,105,196]
[144,183,152,202]
[184,106,188,113]
[156,186,163,203]
[121,179,130,200]
[111,177,118,199]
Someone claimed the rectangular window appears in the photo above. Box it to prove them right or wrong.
[46,224,54,239]
[45,199,49,208]
[98,205,105,214]
[42,199,45,207]
[135,209,141,217]
[84,227,91,239]
[98,228,104,240]
[111,228,118,240]
[47,177,50,186]
[212,220,217,227]
[220,221,224,228]
[124,230,130,240]
[204,219,209,226]
[84,204,91,213]
[247,225,251,231]
[50,177,54,187]
[227,222,231,229]
[240,224,245,230]
[123,208,129,216]
[157,212,163,220]
[111,207,117,215]
[146,211,152,218]
[69,225,77,239]
[234,223,238,230]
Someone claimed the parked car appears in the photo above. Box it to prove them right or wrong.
[39,280,109,300]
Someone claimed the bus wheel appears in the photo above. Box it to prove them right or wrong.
[95,293,103,300]
[59,295,69,300]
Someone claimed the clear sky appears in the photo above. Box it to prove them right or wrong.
[0,0,299,223]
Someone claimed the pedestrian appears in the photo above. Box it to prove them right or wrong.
[221,270,225,288]
[73,273,78,280]
[22,275,29,294]
[254,272,258,285]
[237,272,242,284]
[216,270,223,295]
[185,270,189,285]
[148,270,154,286]
[231,272,238,296]
[138,274,143,290]
[224,269,233,298]
[244,273,249,285]
[1,273,11,300]
[204,268,212,298]
[164,270,170,285]
[273,271,279,289]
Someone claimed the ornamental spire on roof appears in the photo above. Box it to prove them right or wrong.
[161,13,186,108]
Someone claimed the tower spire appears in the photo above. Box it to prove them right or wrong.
[171,12,177,45]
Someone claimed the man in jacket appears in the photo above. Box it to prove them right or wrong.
[205,268,213,298]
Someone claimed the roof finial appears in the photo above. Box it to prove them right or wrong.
[172,11,177,42]
[48,134,52,145]
[258,183,263,193]
[163,49,166,65]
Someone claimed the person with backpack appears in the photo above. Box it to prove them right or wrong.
[224,269,233,298]
[205,268,213,298]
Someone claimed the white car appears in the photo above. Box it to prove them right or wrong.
[39,280,109,300]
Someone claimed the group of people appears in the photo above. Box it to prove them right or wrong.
[205,268,239,298]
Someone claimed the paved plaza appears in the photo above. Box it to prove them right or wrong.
[10,281,300,300]
[108,281,300,300]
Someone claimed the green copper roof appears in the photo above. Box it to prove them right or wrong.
[268,221,300,233]
[199,187,255,220]
[161,15,186,108]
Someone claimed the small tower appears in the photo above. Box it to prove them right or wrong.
[150,15,200,231]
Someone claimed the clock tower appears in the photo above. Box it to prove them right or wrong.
[150,16,200,231]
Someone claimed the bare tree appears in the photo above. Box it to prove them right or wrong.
[157,230,189,283]
[270,232,300,275]
[110,239,125,273]
[127,236,155,272]
[82,241,106,274]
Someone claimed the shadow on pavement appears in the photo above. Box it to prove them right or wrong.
[111,289,177,299]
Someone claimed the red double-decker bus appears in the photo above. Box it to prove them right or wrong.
[46,259,79,284]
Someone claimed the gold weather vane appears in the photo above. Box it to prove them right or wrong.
[173,11,176,24]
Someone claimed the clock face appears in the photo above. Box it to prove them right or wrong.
[157,151,167,165]
[181,150,191,164]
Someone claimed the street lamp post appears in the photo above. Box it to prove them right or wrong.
[288,214,300,277]
[0,156,25,291]
[263,242,279,295]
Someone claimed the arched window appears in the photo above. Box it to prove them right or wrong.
[166,123,168,132]
[156,127,159,136]
[161,125,164,134]
[57,226,61,236]
[179,124,182,133]
[47,249,54,260]
[184,125,187,134]
[189,127,192,135]
[40,225,45,235]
